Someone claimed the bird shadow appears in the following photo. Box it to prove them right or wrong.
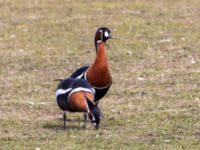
[43,118,87,131]
[43,123,84,130]
[58,118,84,123]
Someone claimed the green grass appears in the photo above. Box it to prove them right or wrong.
[1,0,200,149]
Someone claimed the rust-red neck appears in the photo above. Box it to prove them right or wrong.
[86,42,112,87]
[94,42,108,68]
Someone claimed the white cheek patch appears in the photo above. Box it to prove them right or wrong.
[104,31,109,37]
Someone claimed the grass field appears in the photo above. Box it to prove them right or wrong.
[0,0,200,149]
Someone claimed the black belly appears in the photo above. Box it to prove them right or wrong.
[94,85,111,102]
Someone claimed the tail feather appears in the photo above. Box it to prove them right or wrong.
[54,79,63,82]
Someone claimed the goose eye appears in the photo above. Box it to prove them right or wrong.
[104,31,109,37]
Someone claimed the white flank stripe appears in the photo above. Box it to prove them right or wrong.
[55,88,72,97]
[91,88,95,93]
[68,87,95,98]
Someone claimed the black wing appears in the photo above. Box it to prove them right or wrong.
[70,65,89,79]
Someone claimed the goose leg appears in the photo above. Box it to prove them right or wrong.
[63,111,67,129]
[83,113,87,128]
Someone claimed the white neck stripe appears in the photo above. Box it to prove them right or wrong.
[84,71,112,90]
[97,40,103,45]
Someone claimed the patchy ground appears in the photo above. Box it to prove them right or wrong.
[0,0,200,149]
